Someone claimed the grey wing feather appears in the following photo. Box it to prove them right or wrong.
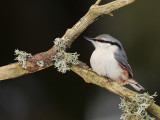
[114,50,133,78]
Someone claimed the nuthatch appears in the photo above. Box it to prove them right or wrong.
[84,34,144,91]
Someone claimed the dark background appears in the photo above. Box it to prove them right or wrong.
[0,0,160,120]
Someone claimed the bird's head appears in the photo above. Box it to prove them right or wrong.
[84,34,122,50]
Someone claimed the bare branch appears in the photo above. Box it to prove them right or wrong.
[95,0,101,5]
[0,63,28,80]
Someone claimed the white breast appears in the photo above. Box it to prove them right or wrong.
[90,47,123,81]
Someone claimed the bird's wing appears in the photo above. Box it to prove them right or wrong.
[114,50,133,78]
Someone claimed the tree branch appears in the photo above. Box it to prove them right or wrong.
[71,62,160,118]
[0,0,160,118]
[0,0,135,81]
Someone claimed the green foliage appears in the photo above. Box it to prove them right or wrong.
[119,92,157,120]
[14,49,32,69]
[53,37,79,73]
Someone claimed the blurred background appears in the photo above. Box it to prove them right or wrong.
[0,0,160,120]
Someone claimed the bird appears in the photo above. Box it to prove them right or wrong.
[84,34,144,91]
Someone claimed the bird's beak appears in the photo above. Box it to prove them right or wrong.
[83,36,93,42]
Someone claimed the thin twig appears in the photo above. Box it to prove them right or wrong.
[95,0,101,5]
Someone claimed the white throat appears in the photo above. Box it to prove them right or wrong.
[90,45,122,80]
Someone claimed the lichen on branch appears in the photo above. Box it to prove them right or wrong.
[53,37,79,73]
[119,92,158,120]
[36,60,44,67]
[14,49,32,69]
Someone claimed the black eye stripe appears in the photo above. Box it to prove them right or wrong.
[92,38,122,50]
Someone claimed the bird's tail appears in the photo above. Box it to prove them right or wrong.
[127,79,145,91]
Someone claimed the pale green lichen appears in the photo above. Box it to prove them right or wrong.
[119,92,157,120]
[14,49,32,69]
[53,37,79,73]
[37,60,44,67]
